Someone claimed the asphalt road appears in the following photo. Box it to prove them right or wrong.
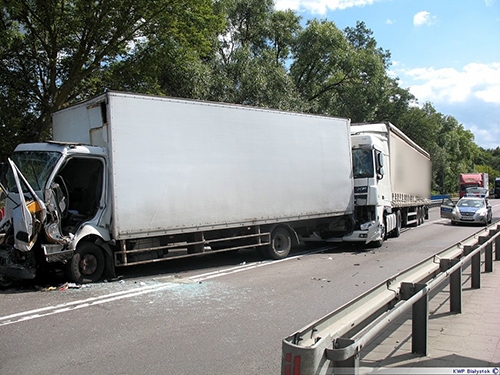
[1,201,500,375]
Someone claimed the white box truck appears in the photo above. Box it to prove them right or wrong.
[0,91,354,283]
[343,122,431,246]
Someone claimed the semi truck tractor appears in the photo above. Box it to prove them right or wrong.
[343,122,431,247]
[495,178,500,199]
[0,91,354,284]
[459,172,489,198]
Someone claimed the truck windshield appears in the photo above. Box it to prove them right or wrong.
[352,148,374,178]
[6,151,61,192]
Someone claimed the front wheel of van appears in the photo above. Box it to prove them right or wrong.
[66,242,105,283]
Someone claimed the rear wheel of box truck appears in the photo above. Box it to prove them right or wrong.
[264,226,292,260]
[65,242,105,283]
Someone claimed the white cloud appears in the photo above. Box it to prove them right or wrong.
[392,62,500,149]
[386,19,395,25]
[413,11,436,26]
[396,63,500,105]
[274,0,376,15]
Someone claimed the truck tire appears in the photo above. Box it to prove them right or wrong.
[264,227,292,260]
[65,242,105,283]
[371,217,386,248]
[391,210,401,238]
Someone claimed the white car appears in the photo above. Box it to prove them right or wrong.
[441,197,492,226]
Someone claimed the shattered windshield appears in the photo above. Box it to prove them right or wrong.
[352,148,374,178]
[6,151,61,192]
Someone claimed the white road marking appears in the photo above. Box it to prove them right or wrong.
[0,247,332,326]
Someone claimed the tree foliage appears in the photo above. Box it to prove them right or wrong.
[0,1,495,194]
[0,0,222,157]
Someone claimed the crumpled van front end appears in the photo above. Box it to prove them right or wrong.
[0,142,108,284]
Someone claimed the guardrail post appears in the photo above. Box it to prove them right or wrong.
[441,259,462,313]
[412,283,428,355]
[332,338,358,375]
[471,247,481,289]
[485,242,493,273]
[495,235,500,261]
[402,282,429,355]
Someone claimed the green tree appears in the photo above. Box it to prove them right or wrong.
[0,0,221,160]
[206,0,304,110]
[290,20,395,120]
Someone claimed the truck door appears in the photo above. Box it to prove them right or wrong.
[7,159,47,252]
[440,198,455,219]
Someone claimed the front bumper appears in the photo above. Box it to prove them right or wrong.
[343,230,376,244]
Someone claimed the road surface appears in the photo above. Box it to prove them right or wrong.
[1,201,499,375]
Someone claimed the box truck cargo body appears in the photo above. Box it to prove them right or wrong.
[0,92,354,283]
[343,123,431,246]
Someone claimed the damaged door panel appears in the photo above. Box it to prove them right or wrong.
[8,159,47,252]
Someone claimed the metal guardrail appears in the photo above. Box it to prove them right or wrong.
[281,222,500,375]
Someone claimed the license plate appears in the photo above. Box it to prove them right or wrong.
[461,217,474,221]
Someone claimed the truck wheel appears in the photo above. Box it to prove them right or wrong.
[0,276,14,289]
[66,242,105,283]
[370,217,386,248]
[264,227,291,260]
[391,211,401,238]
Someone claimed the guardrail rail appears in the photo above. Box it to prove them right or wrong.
[282,223,500,375]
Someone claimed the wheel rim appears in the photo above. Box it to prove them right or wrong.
[273,232,290,254]
[80,253,98,276]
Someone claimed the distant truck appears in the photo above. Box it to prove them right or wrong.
[459,173,489,198]
[495,178,500,199]
[342,123,432,246]
[0,91,354,284]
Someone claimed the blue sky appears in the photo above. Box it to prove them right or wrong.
[274,0,500,150]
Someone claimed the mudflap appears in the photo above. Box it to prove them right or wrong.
[96,239,116,280]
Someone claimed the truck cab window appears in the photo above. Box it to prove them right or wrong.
[352,148,374,178]
[7,151,61,192]
[57,158,103,222]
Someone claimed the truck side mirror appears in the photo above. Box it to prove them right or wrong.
[376,152,385,180]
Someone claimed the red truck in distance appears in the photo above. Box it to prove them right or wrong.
[459,173,489,198]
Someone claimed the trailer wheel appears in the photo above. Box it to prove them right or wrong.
[264,227,292,260]
[65,242,105,283]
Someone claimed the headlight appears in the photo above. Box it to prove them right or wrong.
[360,221,375,231]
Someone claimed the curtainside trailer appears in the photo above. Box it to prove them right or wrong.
[342,122,431,247]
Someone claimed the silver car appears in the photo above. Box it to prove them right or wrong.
[441,197,492,226]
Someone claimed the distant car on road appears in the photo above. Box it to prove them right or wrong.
[441,196,492,226]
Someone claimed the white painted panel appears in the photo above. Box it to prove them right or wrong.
[56,92,353,239]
